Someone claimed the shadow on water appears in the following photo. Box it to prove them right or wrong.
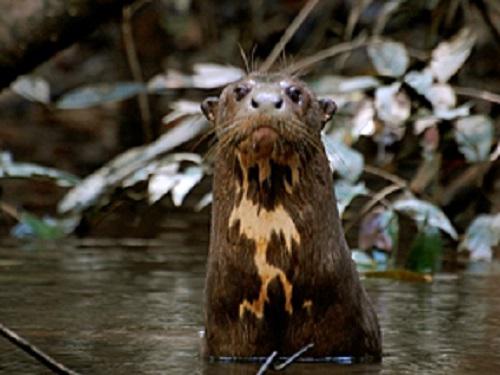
[1,220,500,374]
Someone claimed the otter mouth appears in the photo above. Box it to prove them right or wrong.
[236,120,293,161]
[234,124,300,202]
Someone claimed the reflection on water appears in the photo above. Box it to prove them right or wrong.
[1,232,500,374]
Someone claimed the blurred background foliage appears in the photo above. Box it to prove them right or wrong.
[0,0,499,275]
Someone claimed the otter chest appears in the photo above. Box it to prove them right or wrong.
[229,193,301,319]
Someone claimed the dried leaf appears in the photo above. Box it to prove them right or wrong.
[191,63,244,88]
[56,82,145,109]
[375,82,411,126]
[171,166,204,206]
[414,115,439,135]
[195,192,213,211]
[148,63,244,91]
[322,135,365,182]
[58,116,207,214]
[434,103,470,120]
[491,141,500,161]
[425,83,456,111]
[454,115,494,163]
[0,152,79,187]
[393,198,458,239]
[358,208,398,252]
[404,68,433,96]
[313,75,380,94]
[352,99,376,139]
[147,164,180,204]
[144,153,204,204]
[10,75,50,104]
[368,40,409,77]
[147,69,192,91]
[162,100,202,124]
[334,180,368,216]
[430,28,476,83]
[460,214,500,261]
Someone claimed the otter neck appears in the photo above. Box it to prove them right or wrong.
[231,150,304,211]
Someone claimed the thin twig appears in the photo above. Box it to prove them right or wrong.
[273,343,314,371]
[130,0,153,15]
[122,6,153,142]
[285,36,370,74]
[344,183,403,234]
[0,323,80,375]
[0,200,21,221]
[259,0,320,72]
[473,0,500,44]
[363,165,408,188]
[453,86,500,105]
[256,350,278,375]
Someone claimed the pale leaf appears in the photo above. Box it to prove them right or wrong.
[10,75,50,104]
[393,198,458,239]
[56,82,145,109]
[430,28,476,83]
[454,115,494,162]
[368,40,409,77]
[460,214,500,261]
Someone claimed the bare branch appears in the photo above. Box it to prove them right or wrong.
[259,0,320,72]
[0,0,137,89]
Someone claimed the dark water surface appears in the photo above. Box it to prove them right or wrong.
[1,233,500,374]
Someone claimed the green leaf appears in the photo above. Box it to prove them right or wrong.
[56,82,145,109]
[406,226,442,273]
[368,40,409,77]
[454,115,494,163]
[393,197,458,239]
[12,213,65,240]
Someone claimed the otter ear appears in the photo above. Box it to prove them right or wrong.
[318,98,337,124]
[201,97,219,122]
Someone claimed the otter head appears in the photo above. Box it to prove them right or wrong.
[201,74,336,196]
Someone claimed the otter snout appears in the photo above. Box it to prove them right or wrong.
[250,90,283,111]
[248,84,286,114]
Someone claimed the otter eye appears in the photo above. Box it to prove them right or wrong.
[286,86,303,103]
[233,84,250,101]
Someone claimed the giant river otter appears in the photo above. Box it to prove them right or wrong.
[201,73,381,361]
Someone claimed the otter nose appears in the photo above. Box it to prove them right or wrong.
[250,92,283,111]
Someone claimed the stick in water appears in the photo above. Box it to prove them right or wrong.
[274,343,314,371]
[0,323,80,375]
[256,350,278,375]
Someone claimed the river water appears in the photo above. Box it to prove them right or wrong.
[1,228,500,374]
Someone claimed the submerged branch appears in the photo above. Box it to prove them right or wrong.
[0,323,80,375]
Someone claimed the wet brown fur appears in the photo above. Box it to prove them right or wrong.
[202,73,381,360]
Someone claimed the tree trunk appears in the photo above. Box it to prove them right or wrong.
[0,0,137,89]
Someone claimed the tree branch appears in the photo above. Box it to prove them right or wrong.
[0,0,137,89]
